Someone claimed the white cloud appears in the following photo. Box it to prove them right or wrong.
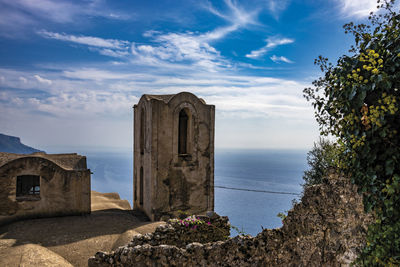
[336,0,378,18]
[246,36,294,59]
[0,0,131,38]
[4,0,78,23]
[129,0,260,69]
[270,55,294,63]
[30,91,138,117]
[206,0,259,28]
[38,30,130,50]
[0,65,318,149]
[19,76,27,83]
[0,0,318,149]
[136,32,222,65]
[2,65,310,120]
[34,0,262,70]
[223,0,260,26]
[267,37,293,47]
[268,0,290,19]
[37,30,132,59]
[62,68,134,81]
[34,75,52,85]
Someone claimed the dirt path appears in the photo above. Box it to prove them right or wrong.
[0,191,164,267]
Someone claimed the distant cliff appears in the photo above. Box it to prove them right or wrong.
[0,133,43,154]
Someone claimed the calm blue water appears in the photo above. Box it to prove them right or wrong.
[84,149,307,236]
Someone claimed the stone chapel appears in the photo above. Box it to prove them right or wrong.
[133,92,215,221]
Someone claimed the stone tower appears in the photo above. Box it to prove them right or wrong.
[133,92,215,221]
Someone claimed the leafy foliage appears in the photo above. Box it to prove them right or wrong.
[302,138,339,188]
[303,0,400,265]
[230,224,248,236]
[276,212,287,221]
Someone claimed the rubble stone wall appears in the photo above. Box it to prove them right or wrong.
[89,174,372,267]
[126,215,230,248]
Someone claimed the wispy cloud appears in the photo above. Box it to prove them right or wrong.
[3,0,80,23]
[0,61,316,149]
[62,68,135,81]
[201,0,261,42]
[132,31,226,71]
[38,30,130,50]
[270,55,294,63]
[35,0,261,70]
[0,66,311,121]
[0,1,319,149]
[246,36,294,59]
[19,77,28,84]
[34,75,52,85]
[206,0,259,28]
[268,0,290,19]
[37,0,262,70]
[336,0,378,18]
[0,0,131,38]
[37,30,131,59]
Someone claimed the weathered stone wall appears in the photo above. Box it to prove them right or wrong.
[125,214,229,248]
[133,92,215,221]
[0,153,91,225]
[89,174,371,266]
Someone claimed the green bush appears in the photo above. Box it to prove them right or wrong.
[303,138,339,188]
[303,0,400,265]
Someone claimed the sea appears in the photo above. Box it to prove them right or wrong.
[52,148,308,237]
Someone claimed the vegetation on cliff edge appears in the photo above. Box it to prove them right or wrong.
[303,0,400,265]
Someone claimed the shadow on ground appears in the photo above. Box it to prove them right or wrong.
[0,192,164,267]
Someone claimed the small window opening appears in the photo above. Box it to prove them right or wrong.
[17,175,40,197]
[178,109,188,154]
[140,109,145,155]
[134,175,137,201]
[139,167,144,206]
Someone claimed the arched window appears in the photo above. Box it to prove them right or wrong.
[140,166,144,205]
[140,109,145,154]
[178,109,188,154]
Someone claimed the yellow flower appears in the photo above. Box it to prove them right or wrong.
[372,68,379,74]
[378,59,383,64]
[374,53,379,58]
[357,68,360,72]
[364,79,368,83]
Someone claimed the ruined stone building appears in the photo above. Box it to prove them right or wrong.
[0,152,91,225]
[133,92,215,221]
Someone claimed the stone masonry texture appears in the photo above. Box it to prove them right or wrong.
[89,173,371,267]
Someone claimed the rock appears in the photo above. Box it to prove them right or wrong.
[206,211,219,219]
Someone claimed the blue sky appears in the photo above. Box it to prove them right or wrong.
[0,0,380,151]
